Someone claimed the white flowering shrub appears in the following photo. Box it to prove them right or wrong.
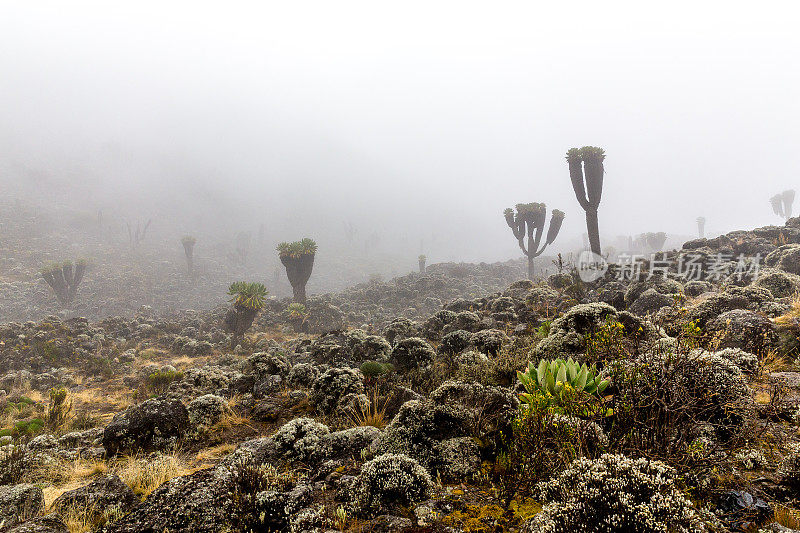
[352,453,433,513]
[778,449,800,488]
[290,505,328,532]
[187,394,226,429]
[697,348,759,375]
[390,337,436,371]
[310,367,364,415]
[526,454,707,533]
[287,363,319,388]
[370,399,470,474]
[734,449,767,470]
[271,417,330,463]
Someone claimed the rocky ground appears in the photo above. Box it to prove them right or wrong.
[2,217,800,532]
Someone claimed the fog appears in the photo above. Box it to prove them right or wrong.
[2,1,799,266]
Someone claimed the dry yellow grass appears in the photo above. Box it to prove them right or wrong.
[775,504,800,529]
[195,443,236,465]
[211,395,255,433]
[110,451,193,499]
[170,355,197,368]
[59,501,127,533]
[774,293,800,326]
[38,451,202,532]
[345,386,389,429]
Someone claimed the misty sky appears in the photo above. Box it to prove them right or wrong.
[2,2,799,262]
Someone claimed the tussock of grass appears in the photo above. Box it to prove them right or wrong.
[345,386,389,429]
[775,504,800,529]
[60,501,127,533]
[195,443,236,465]
[211,395,254,432]
[111,451,190,499]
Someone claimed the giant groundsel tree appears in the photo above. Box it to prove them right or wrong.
[223,281,267,347]
[771,190,796,221]
[277,238,317,303]
[504,203,564,280]
[567,146,605,255]
[41,260,87,308]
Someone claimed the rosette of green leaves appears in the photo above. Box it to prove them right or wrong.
[227,281,267,310]
[517,357,609,408]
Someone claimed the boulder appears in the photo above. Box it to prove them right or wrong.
[1,514,68,533]
[102,397,190,456]
[0,484,44,527]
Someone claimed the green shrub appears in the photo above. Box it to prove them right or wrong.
[359,361,394,378]
[45,386,72,429]
[144,370,184,395]
[13,418,44,438]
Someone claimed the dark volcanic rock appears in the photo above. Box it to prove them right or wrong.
[102,397,190,456]
[100,467,232,533]
[1,514,68,533]
[0,484,44,528]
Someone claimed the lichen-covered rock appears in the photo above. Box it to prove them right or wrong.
[685,286,775,328]
[0,484,44,527]
[352,453,433,514]
[344,329,393,362]
[443,311,482,334]
[777,450,800,489]
[684,280,713,297]
[390,337,436,371]
[752,269,800,298]
[310,367,364,415]
[765,244,800,275]
[246,351,290,379]
[421,310,457,341]
[382,317,421,345]
[525,285,565,312]
[102,397,190,456]
[187,394,226,429]
[628,288,675,316]
[51,474,138,520]
[524,454,706,533]
[624,277,684,307]
[534,303,618,359]
[2,514,68,533]
[287,363,319,388]
[708,309,779,355]
[100,466,234,533]
[303,299,345,334]
[271,417,330,463]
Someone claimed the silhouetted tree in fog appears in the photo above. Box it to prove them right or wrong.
[278,238,317,303]
[567,146,605,255]
[503,203,564,280]
[41,260,87,308]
